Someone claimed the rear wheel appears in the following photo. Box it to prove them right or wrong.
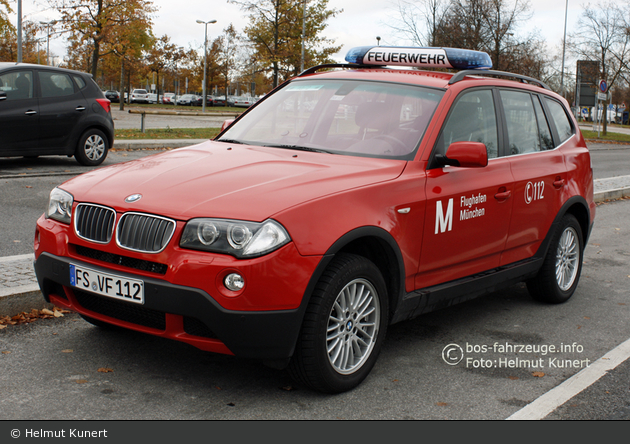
[75,129,108,166]
[527,214,583,304]
[288,254,388,393]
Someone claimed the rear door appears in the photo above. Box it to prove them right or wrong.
[0,69,39,155]
[499,90,569,265]
[37,70,89,152]
[417,88,514,289]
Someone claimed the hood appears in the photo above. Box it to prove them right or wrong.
[60,141,407,221]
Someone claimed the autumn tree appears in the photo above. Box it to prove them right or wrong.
[0,20,46,64]
[231,0,341,88]
[145,34,180,104]
[110,24,152,109]
[0,0,15,60]
[390,0,542,75]
[214,24,241,102]
[569,2,630,135]
[51,0,155,77]
[387,0,448,47]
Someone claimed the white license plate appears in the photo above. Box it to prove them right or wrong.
[69,264,144,304]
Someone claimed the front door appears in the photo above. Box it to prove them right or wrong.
[417,88,514,289]
[0,70,39,155]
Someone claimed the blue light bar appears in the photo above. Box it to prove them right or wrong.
[345,46,493,70]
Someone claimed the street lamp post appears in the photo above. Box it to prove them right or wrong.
[17,0,22,62]
[41,20,58,66]
[196,19,217,113]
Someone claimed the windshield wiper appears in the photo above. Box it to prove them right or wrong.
[216,138,245,144]
[262,144,333,154]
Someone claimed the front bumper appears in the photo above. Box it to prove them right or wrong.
[35,252,307,360]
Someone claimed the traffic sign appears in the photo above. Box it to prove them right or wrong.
[620,102,627,111]
[599,80,608,93]
[597,92,608,101]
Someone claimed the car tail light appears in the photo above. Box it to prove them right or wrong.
[96,98,111,113]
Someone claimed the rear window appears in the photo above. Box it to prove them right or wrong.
[134,89,147,94]
[544,98,573,144]
[73,75,86,89]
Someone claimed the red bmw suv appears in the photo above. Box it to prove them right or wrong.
[34,46,595,393]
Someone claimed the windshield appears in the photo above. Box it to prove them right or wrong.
[219,79,443,159]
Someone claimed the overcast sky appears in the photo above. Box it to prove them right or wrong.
[19,0,586,63]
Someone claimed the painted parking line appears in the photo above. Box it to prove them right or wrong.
[507,336,630,420]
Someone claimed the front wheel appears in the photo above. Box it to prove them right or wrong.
[75,129,108,166]
[527,214,583,304]
[288,254,388,393]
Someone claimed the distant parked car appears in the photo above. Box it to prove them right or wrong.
[176,94,198,106]
[233,96,254,108]
[130,89,149,104]
[162,93,176,105]
[104,90,119,103]
[191,95,203,106]
[147,93,157,104]
[208,95,227,106]
[0,62,114,166]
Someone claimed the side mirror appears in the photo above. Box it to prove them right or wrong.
[0,91,6,102]
[437,141,488,168]
[221,119,235,132]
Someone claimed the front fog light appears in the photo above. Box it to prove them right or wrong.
[224,273,245,292]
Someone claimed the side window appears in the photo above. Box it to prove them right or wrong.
[39,71,75,98]
[436,89,498,159]
[544,98,574,144]
[0,71,33,100]
[532,96,554,150]
[500,90,540,155]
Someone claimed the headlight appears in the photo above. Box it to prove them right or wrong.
[180,218,290,258]
[46,188,74,224]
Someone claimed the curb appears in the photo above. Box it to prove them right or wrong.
[112,139,208,150]
[0,287,52,316]
[594,187,630,203]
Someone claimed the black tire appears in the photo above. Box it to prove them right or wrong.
[75,128,108,166]
[527,214,583,304]
[79,314,119,330]
[288,253,388,393]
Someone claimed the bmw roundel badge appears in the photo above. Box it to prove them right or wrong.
[125,194,142,203]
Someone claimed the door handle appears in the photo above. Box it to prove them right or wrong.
[494,189,512,201]
[24,110,37,115]
[553,178,565,188]
[76,106,86,111]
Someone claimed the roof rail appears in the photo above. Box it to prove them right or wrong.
[298,63,382,77]
[449,69,550,90]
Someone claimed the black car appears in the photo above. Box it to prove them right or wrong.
[0,63,114,166]
[104,90,120,103]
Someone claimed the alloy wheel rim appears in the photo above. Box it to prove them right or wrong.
[326,278,380,375]
[85,135,105,160]
[555,227,579,291]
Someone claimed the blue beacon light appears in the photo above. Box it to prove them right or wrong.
[345,46,493,70]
